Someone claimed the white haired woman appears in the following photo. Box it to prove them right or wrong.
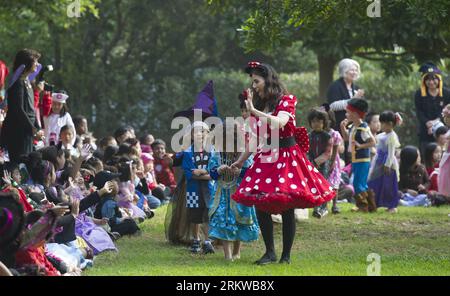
[326,58,365,129]
[326,58,365,164]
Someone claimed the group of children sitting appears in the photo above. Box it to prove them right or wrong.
[0,111,178,275]
[1,86,449,274]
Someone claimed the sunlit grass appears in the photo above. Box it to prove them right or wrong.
[84,204,450,276]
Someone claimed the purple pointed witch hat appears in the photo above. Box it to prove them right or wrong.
[173,80,217,119]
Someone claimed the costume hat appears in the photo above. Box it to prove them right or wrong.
[419,62,443,97]
[173,80,218,119]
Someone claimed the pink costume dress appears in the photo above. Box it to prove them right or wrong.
[328,129,343,189]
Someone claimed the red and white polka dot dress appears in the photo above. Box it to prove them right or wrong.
[232,94,336,214]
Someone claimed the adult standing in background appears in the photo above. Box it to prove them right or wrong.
[326,58,365,164]
[414,62,450,154]
[0,49,44,163]
[326,58,365,131]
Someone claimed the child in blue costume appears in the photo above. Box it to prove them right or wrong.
[208,122,259,261]
[340,98,376,212]
[182,121,215,254]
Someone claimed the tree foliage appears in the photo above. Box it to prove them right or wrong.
[0,0,257,140]
[1,1,449,145]
[219,0,450,68]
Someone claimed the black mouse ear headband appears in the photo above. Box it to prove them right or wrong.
[245,61,267,77]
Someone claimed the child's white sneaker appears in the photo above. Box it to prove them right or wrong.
[271,214,282,223]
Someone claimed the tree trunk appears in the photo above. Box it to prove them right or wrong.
[317,54,338,101]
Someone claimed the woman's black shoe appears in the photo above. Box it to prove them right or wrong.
[332,205,341,214]
[279,257,291,264]
[254,253,277,265]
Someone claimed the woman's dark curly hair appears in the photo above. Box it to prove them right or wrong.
[246,63,288,113]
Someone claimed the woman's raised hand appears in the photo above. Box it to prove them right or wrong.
[245,88,255,113]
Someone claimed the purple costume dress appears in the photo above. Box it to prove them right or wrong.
[75,213,117,255]
[67,187,117,255]
[368,131,401,209]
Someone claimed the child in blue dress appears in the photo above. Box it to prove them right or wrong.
[208,122,259,261]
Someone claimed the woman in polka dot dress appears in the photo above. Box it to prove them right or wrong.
[231,62,336,265]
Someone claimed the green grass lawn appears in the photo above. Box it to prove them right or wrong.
[84,204,450,276]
